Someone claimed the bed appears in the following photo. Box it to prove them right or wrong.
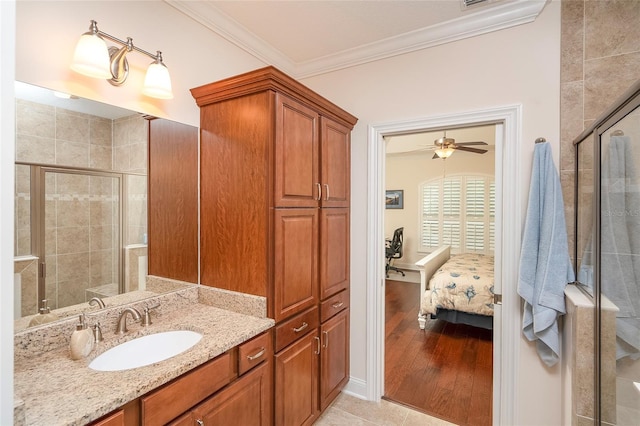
[416,245,495,330]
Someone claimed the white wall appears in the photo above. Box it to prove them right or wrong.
[301,2,562,424]
[5,1,564,425]
[0,2,15,423]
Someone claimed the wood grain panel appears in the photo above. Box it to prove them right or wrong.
[319,208,349,300]
[199,92,274,295]
[148,118,199,283]
[320,117,351,208]
[320,309,349,410]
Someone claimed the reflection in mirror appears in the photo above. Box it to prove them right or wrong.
[13,82,192,331]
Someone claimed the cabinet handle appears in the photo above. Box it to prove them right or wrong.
[316,183,322,201]
[293,322,308,333]
[314,336,320,354]
[322,330,328,349]
[246,347,266,361]
[196,420,204,426]
[324,184,330,201]
[331,302,344,309]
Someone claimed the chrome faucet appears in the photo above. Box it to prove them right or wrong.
[88,297,105,309]
[115,307,142,334]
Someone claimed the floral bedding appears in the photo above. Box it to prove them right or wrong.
[420,253,495,317]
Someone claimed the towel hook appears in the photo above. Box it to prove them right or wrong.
[612,130,624,136]
[535,137,547,144]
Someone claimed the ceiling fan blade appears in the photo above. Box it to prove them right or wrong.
[432,153,440,159]
[455,141,487,146]
[456,146,488,154]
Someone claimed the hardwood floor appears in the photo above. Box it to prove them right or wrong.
[384,279,493,426]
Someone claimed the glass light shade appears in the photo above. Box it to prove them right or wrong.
[70,33,112,79]
[435,147,455,159]
[142,61,173,99]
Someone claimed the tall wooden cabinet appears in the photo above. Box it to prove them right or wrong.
[191,66,357,425]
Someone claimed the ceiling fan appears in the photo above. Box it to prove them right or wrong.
[431,132,488,159]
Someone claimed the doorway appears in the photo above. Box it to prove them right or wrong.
[365,105,523,425]
[383,124,496,424]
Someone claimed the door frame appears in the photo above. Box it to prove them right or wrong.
[365,105,522,425]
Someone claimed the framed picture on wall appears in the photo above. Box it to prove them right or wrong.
[385,190,404,209]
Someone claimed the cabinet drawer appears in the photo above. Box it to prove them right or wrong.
[238,331,272,375]
[275,307,319,353]
[320,290,349,323]
[141,350,238,426]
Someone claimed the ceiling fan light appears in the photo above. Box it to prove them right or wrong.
[435,147,455,159]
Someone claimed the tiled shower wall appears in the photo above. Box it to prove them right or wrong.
[14,99,147,313]
[560,1,640,425]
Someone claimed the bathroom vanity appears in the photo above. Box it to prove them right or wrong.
[13,281,274,425]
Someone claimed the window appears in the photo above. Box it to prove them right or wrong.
[420,174,495,254]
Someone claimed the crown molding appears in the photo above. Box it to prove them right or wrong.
[166,0,548,79]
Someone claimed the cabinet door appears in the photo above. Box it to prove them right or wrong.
[190,362,273,426]
[320,309,349,411]
[320,117,350,208]
[274,209,319,322]
[275,331,320,426]
[274,93,320,208]
[319,208,349,300]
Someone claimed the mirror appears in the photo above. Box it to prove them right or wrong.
[13,81,194,331]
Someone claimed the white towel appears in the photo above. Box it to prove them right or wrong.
[518,141,575,367]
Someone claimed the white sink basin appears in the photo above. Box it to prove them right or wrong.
[89,330,202,371]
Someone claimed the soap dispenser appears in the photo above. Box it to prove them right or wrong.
[27,299,58,327]
[69,313,95,360]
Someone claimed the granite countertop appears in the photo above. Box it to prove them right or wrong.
[14,302,274,426]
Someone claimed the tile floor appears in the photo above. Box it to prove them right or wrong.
[316,393,456,426]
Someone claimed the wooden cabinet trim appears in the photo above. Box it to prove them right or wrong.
[320,290,349,323]
[275,307,319,353]
[141,350,238,426]
[239,331,272,376]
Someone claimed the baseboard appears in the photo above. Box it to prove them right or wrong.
[343,377,369,400]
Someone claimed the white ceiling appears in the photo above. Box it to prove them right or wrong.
[167,0,548,78]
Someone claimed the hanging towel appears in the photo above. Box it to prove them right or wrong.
[518,141,575,367]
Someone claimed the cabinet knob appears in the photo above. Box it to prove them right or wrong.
[332,302,344,309]
[196,420,204,426]
[322,330,328,349]
[292,322,308,333]
[314,336,321,355]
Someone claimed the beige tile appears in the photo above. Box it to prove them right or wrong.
[90,201,114,226]
[57,252,90,282]
[15,164,32,194]
[44,228,56,256]
[90,249,115,286]
[585,0,640,60]
[617,404,640,425]
[57,279,89,308]
[561,0,584,83]
[45,200,57,228]
[403,409,456,426]
[16,99,55,138]
[90,144,113,170]
[560,80,584,171]
[113,145,130,171]
[584,52,640,120]
[57,226,90,254]
[90,175,117,195]
[56,140,90,168]
[128,116,148,144]
[332,394,408,426]
[16,134,55,164]
[127,175,147,195]
[18,260,38,317]
[56,173,90,196]
[90,225,115,251]
[15,198,31,229]
[56,111,90,145]
[90,117,113,147]
[16,229,31,257]
[316,408,378,426]
[129,142,148,172]
[57,199,90,228]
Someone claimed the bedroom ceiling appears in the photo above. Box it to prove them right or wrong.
[166,0,548,78]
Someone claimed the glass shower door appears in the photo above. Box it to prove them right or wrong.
[40,169,121,310]
[598,102,640,424]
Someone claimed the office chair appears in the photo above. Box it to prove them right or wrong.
[385,227,405,278]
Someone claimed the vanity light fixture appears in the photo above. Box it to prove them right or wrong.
[71,20,173,99]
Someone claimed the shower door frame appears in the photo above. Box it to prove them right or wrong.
[573,79,640,424]
[20,162,129,310]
